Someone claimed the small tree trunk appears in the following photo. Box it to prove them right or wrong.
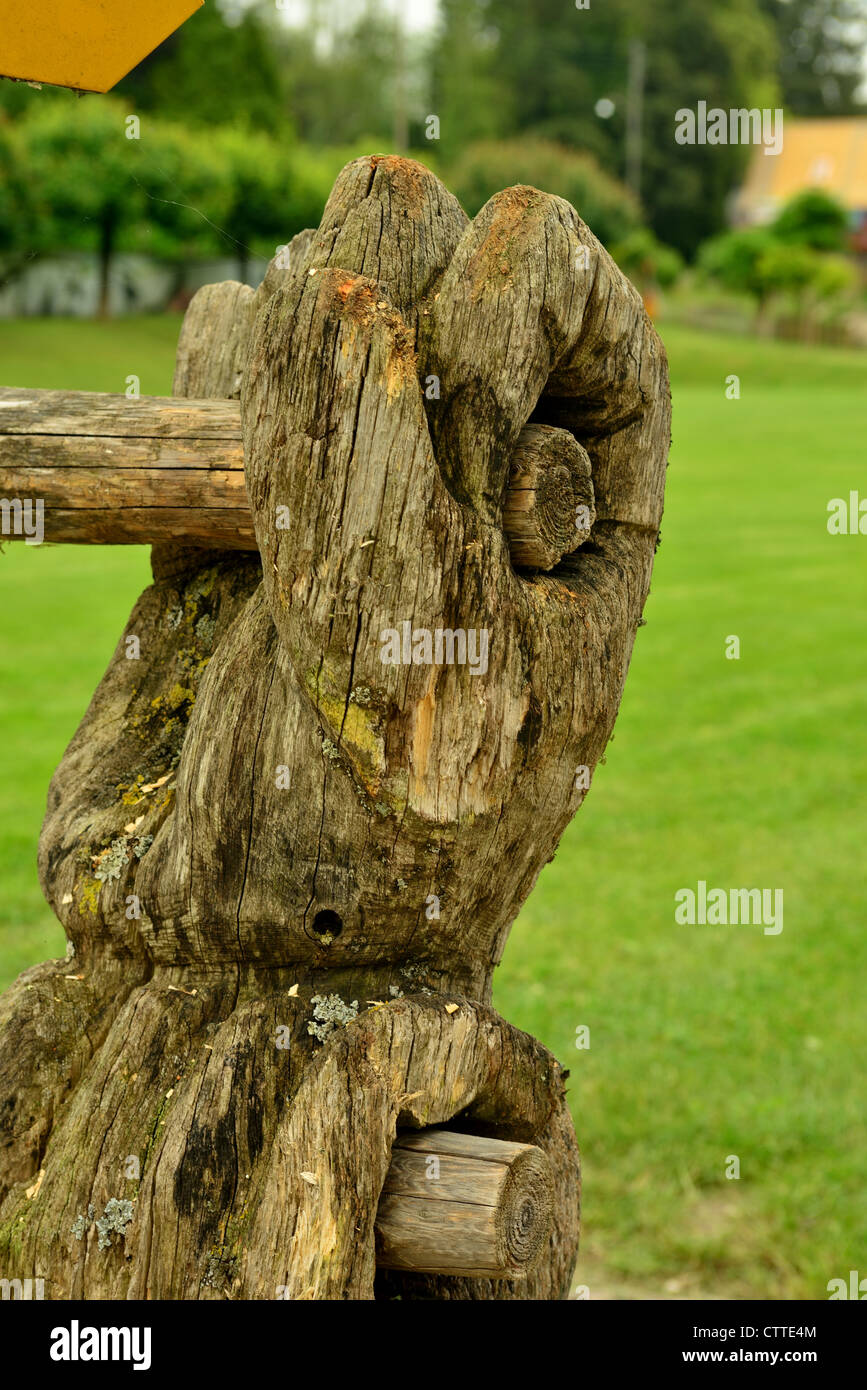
[97,209,116,319]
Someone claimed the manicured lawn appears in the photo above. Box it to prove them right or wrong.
[0,314,864,1299]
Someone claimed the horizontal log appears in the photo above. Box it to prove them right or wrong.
[0,388,251,551]
[374,1127,553,1278]
[0,388,241,439]
[0,388,593,568]
[26,508,256,548]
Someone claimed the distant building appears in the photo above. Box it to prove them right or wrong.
[732,117,867,253]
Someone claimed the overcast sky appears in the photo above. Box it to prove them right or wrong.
[267,0,439,33]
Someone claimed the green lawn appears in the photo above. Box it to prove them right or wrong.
[0,314,865,1300]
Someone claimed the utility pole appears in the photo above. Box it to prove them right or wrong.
[626,38,646,200]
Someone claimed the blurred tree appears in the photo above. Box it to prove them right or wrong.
[700,218,857,330]
[429,0,510,152]
[771,187,850,249]
[209,125,330,279]
[803,250,858,298]
[431,0,781,258]
[271,0,432,149]
[757,238,822,295]
[609,228,684,291]
[641,0,780,256]
[276,16,392,146]
[431,0,630,165]
[758,0,867,114]
[21,99,231,315]
[448,137,642,245]
[116,0,285,131]
[700,225,780,321]
[758,239,857,333]
[0,92,343,312]
[0,115,38,285]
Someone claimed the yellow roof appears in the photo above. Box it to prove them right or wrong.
[736,118,867,220]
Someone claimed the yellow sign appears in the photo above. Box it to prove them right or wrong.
[0,1,203,92]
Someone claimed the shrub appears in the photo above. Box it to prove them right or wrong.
[447,138,643,246]
[699,227,779,307]
[609,229,684,290]
[771,190,850,253]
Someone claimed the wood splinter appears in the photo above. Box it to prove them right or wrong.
[374,1128,554,1278]
[0,389,595,572]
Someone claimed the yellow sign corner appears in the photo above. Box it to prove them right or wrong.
[0,0,204,93]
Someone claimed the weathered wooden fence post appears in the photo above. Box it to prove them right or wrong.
[0,155,669,1300]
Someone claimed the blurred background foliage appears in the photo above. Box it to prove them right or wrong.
[0,0,865,318]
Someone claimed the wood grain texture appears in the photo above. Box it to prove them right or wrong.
[0,153,670,1300]
[0,388,241,437]
[502,422,595,569]
[376,1128,553,1276]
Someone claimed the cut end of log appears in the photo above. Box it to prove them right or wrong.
[502,423,596,572]
[374,1127,554,1279]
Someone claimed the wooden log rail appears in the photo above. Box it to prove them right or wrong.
[0,388,252,551]
[375,1128,553,1278]
[0,386,595,571]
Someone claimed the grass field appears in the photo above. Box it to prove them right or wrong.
[0,314,864,1300]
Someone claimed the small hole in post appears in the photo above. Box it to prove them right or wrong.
[311,909,343,942]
